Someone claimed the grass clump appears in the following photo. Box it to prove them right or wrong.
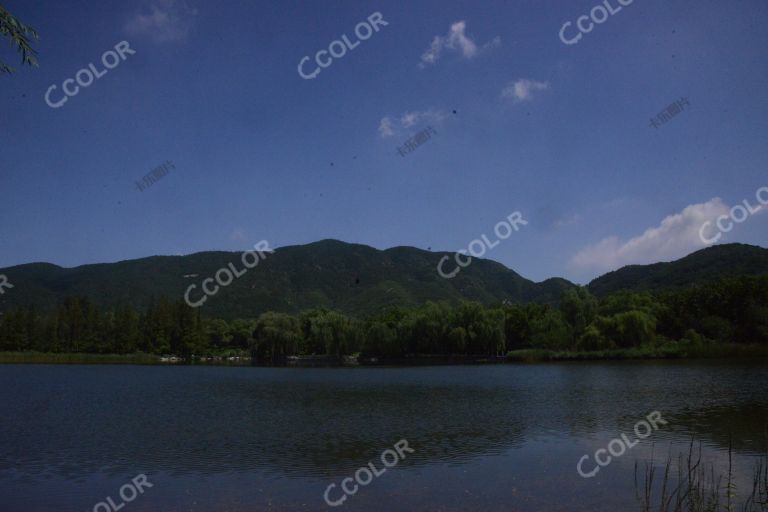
[635,439,768,512]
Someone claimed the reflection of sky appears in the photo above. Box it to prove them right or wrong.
[0,363,766,510]
[5,439,759,512]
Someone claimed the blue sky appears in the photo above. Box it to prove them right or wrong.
[1,0,767,284]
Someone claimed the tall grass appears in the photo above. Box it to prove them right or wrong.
[506,344,768,363]
[0,351,159,364]
[635,438,768,511]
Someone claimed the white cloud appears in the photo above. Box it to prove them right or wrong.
[501,79,550,102]
[420,36,444,66]
[378,109,448,138]
[125,0,198,43]
[400,112,420,128]
[419,21,498,67]
[569,198,731,274]
[378,117,395,138]
[446,21,478,58]
[400,109,447,128]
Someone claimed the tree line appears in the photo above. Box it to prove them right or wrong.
[1,275,766,360]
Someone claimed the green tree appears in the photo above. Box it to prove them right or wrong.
[251,312,302,363]
[0,5,38,74]
[447,326,467,354]
[299,309,330,355]
[363,320,400,357]
[560,287,597,345]
[454,302,505,355]
[206,319,232,351]
[316,311,353,359]
[613,310,656,347]
[401,302,452,354]
[228,319,255,350]
[577,324,615,351]
[172,302,207,356]
[529,308,572,350]
[113,305,140,353]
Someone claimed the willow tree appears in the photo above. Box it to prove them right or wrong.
[0,5,38,74]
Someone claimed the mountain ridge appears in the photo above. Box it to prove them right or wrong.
[1,241,767,318]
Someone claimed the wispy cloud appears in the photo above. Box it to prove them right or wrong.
[501,79,550,102]
[378,109,448,138]
[569,198,730,275]
[378,117,395,138]
[554,213,582,229]
[419,21,499,67]
[483,36,502,51]
[125,0,198,43]
[400,109,447,128]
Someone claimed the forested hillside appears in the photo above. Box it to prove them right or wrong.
[2,241,767,320]
[1,275,766,360]
[0,240,573,318]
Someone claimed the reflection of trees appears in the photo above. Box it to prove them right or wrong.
[515,362,768,456]
[0,376,528,480]
[2,365,767,482]
[670,402,768,455]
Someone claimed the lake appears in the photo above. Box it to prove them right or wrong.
[1,361,766,511]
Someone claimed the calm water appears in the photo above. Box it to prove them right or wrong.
[1,362,767,512]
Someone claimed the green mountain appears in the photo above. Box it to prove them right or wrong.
[587,243,768,296]
[2,241,767,319]
[0,240,574,318]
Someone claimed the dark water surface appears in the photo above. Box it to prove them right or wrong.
[1,362,767,511]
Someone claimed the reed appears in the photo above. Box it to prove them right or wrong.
[0,351,159,364]
[635,438,768,511]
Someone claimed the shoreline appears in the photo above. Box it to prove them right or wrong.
[1,343,767,366]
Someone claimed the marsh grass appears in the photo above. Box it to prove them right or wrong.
[0,351,159,364]
[506,344,768,363]
[635,438,768,512]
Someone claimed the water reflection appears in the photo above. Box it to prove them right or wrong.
[0,362,766,483]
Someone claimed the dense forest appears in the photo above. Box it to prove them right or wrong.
[1,275,766,362]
